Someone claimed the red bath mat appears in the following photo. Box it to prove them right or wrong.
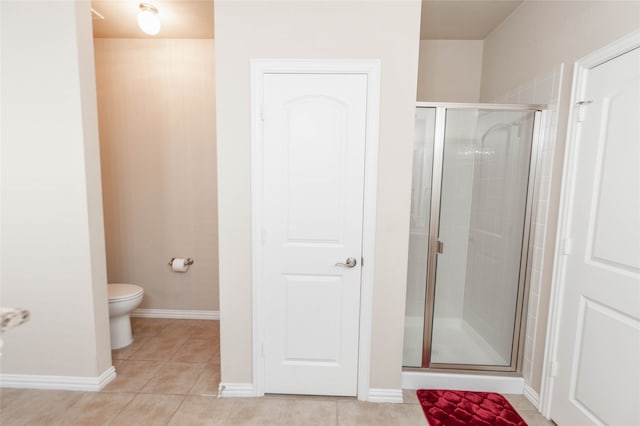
[416,389,527,426]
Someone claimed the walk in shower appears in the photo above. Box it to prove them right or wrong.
[403,103,543,372]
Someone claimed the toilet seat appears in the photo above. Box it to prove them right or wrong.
[108,283,144,303]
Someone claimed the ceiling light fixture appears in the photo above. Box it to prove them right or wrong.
[137,3,160,36]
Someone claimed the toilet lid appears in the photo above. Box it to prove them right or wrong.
[108,283,144,301]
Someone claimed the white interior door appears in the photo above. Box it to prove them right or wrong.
[551,46,640,425]
[260,73,368,396]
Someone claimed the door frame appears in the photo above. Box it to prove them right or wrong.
[540,30,640,418]
[250,59,381,400]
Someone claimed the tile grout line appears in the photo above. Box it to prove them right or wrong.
[106,392,140,425]
[139,360,168,393]
[163,394,187,426]
[51,390,87,425]
[185,362,210,396]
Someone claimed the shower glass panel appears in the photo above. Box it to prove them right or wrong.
[402,107,436,367]
[430,109,535,367]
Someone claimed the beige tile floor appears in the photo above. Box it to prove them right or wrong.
[1,318,555,425]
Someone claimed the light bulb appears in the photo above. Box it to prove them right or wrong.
[137,3,160,35]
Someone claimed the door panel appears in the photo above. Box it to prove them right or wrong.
[261,73,367,396]
[589,86,640,272]
[284,97,347,243]
[430,109,535,367]
[571,300,640,425]
[283,274,343,363]
[551,46,640,426]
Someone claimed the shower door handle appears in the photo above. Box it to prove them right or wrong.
[436,240,444,254]
[335,257,357,268]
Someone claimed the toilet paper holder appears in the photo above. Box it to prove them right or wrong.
[168,257,194,266]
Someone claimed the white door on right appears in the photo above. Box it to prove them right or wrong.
[551,46,640,425]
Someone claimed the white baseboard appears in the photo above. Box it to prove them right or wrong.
[217,382,256,397]
[0,366,116,391]
[402,371,524,394]
[132,308,219,320]
[523,383,540,409]
[368,388,403,403]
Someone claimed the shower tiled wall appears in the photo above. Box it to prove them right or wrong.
[492,64,564,397]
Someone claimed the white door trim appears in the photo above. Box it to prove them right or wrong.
[250,59,381,400]
[540,30,640,418]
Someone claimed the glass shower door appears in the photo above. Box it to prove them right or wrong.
[428,108,536,367]
[402,107,436,367]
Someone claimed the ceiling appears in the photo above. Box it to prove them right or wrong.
[91,0,522,40]
[421,0,522,40]
[91,1,214,39]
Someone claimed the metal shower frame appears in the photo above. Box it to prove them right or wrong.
[412,102,547,373]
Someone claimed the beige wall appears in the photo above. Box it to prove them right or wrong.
[215,0,421,389]
[417,40,483,102]
[94,39,219,311]
[480,0,640,393]
[0,0,111,377]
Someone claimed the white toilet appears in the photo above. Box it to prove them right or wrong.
[107,283,144,349]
